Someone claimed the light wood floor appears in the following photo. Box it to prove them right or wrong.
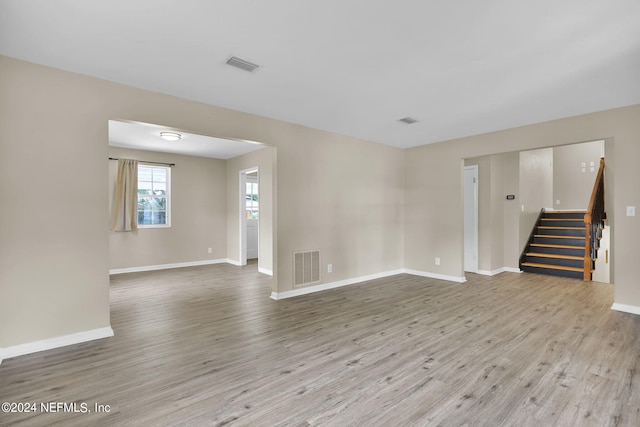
[1,262,639,426]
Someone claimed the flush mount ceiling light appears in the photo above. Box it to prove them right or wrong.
[398,117,419,124]
[226,56,260,72]
[159,132,182,141]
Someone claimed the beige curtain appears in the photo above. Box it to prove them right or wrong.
[111,159,138,231]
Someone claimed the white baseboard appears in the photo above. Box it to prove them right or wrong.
[270,268,470,300]
[611,303,640,316]
[402,269,467,283]
[110,258,273,276]
[271,269,405,300]
[476,267,522,276]
[109,258,230,275]
[258,267,273,276]
[0,327,114,365]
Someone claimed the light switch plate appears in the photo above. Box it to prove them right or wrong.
[627,206,636,216]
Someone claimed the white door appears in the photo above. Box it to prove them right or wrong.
[245,174,259,260]
[464,166,478,272]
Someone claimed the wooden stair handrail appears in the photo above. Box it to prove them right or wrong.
[583,158,605,281]
[587,158,605,215]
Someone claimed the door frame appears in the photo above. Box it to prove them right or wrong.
[239,167,259,266]
[464,165,479,273]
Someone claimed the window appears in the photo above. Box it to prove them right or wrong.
[246,178,259,219]
[137,165,170,227]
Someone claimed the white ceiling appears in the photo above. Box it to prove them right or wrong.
[2,0,639,149]
[108,120,265,160]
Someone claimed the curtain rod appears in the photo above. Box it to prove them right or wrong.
[109,157,175,167]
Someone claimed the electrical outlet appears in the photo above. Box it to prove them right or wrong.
[435,257,441,266]
[208,247,213,254]
[556,200,560,205]
[327,264,333,273]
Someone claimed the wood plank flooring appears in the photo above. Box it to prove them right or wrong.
[1,262,640,426]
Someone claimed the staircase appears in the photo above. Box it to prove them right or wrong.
[520,158,606,281]
[520,210,594,280]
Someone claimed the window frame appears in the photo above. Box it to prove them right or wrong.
[245,177,259,220]
[137,164,171,229]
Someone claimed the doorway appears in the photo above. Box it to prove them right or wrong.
[239,167,259,265]
[464,165,478,273]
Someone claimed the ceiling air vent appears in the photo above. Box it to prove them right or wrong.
[226,56,260,72]
[398,117,418,124]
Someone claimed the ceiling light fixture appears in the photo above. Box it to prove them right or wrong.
[159,132,182,141]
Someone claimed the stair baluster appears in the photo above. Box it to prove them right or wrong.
[584,158,605,281]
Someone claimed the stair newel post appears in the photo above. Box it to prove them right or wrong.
[583,212,592,281]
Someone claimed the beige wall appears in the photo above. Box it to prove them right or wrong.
[488,156,505,271]
[108,147,227,270]
[1,54,639,351]
[0,56,404,348]
[553,140,603,210]
[405,104,639,307]
[226,147,275,274]
[275,131,405,290]
[501,152,520,269]
[519,148,554,250]
[1,58,111,346]
[465,152,519,273]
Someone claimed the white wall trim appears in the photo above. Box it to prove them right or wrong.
[258,267,273,276]
[270,268,469,300]
[109,259,230,275]
[476,267,522,276]
[226,259,243,267]
[0,327,114,365]
[611,303,640,316]
[403,269,467,283]
[271,269,405,300]
[463,164,479,273]
[476,268,501,276]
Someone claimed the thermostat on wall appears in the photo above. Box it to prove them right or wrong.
[506,195,516,200]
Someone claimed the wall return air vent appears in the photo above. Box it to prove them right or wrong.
[293,250,320,287]
[226,56,260,72]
